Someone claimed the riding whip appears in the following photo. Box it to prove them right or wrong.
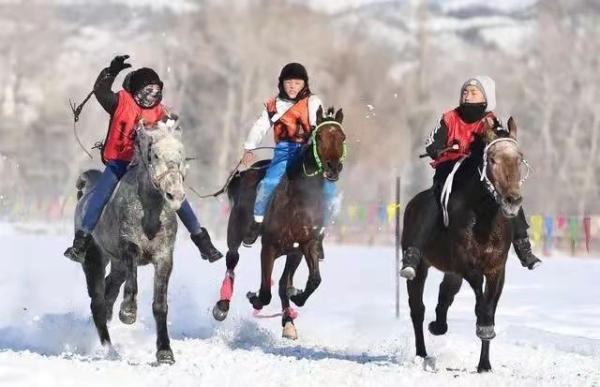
[69,89,95,159]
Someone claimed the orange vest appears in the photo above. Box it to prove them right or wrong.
[102,90,164,163]
[270,97,311,143]
[431,109,496,168]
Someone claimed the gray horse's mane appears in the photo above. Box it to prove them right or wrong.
[133,117,185,165]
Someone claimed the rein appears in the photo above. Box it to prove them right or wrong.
[187,146,277,199]
[302,121,348,177]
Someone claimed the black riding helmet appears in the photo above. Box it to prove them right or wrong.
[278,62,311,101]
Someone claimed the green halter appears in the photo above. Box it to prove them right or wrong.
[303,120,348,177]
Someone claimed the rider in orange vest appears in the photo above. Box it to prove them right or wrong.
[240,63,336,253]
[64,55,222,263]
[400,76,541,279]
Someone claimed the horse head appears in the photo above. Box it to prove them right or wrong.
[480,116,530,218]
[135,113,188,210]
[313,106,347,182]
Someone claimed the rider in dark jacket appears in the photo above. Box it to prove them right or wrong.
[400,76,541,280]
[64,55,223,264]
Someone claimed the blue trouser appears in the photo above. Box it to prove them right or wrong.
[254,141,337,224]
[81,160,202,235]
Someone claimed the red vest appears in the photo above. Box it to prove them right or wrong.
[431,109,496,168]
[102,90,165,163]
[268,97,311,143]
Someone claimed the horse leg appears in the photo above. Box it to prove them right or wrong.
[246,244,276,310]
[475,269,506,373]
[83,243,111,347]
[152,251,175,364]
[279,251,302,340]
[289,242,321,308]
[119,240,139,325]
[407,264,429,358]
[212,251,239,321]
[429,273,463,335]
[213,205,246,321]
[104,258,127,322]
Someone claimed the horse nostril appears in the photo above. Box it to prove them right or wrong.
[337,163,343,172]
[166,192,174,201]
[506,195,522,206]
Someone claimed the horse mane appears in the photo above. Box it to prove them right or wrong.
[320,106,338,124]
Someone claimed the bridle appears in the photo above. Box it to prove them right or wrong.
[303,120,348,177]
[479,137,531,200]
[137,131,185,192]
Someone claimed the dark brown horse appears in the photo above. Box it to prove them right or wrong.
[402,117,528,372]
[212,106,346,340]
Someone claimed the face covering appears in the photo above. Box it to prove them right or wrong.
[457,102,487,123]
[134,84,163,108]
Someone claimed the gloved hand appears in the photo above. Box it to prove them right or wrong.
[108,55,132,75]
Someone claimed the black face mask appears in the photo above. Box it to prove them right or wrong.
[457,102,487,123]
[134,84,163,108]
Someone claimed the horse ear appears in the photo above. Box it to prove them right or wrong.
[507,116,517,140]
[316,105,324,125]
[335,108,344,123]
[170,120,183,138]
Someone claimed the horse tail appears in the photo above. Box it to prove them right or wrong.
[226,173,242,204]
[76,169,102,201]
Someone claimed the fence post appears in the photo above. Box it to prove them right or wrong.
[395,176,401,319]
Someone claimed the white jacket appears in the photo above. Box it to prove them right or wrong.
[243,95,323,150]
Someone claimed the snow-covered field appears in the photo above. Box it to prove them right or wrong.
[0,224,599,386]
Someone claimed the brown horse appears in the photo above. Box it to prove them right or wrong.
[212,106,346,340]
[402,117,528,372]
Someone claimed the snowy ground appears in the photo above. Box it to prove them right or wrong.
[0,224,599,387]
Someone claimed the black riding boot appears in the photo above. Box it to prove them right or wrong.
[512,208,542,270]
[513,237,542,270]
[191,227,223,262]
[400,247,423,280]
[243,221,262,246]
[316,232,325,261]
[64,230,93,263]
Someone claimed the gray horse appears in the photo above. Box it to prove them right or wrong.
[71,117,187,364]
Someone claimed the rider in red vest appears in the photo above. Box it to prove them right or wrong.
[64,55,222,263]
[400,76,541,278]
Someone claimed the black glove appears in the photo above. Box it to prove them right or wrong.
[108,55,131,76]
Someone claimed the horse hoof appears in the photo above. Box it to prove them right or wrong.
[400,267,416,280]
[119,309,137,325]
[428,321,448,336]
[290,293,306,307]
[212,302,229,321]
[477,364,492,373]
[476,325,496,340]
[102,343,119,360]
[246,292,263,310]
[156,349,175,365]
[282,322,298,340]
[423,356,437,371]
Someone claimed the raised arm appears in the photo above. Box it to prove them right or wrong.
[94,55,132,115]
